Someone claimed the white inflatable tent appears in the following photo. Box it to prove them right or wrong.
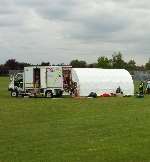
[72,68,134,96]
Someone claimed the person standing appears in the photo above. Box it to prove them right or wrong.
[139,81,144,95]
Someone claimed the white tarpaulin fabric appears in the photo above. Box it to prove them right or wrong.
[72,68,134,96]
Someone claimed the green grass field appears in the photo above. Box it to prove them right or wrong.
[0,77,150,162]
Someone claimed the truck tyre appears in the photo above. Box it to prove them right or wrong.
[45,91,53,98]
[11,90,18,97]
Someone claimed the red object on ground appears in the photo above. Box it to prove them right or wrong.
[101,93,111,97]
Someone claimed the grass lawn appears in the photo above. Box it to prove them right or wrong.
[0,77,150,162]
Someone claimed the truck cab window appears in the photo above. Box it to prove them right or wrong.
[14,73,23,88]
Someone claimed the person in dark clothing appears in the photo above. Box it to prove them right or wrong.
[116,86,123,95]
[116,86,121,93]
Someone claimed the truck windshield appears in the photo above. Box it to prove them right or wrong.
[15,73,23,82]
[14,73,23,89]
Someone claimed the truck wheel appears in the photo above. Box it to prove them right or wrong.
[45,91,53,98]
[11,91,18,97]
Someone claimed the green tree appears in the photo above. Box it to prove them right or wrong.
[97,56,111,68]
[126,59,136,71]
[4,59,19,70]
[145,59,150,70]
[41,62,50,66]
[112,52,126,69]
[70,59,87,68]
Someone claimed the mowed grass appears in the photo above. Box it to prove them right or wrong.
[0,77,150,162]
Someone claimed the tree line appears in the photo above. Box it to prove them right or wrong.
[70,52,150,71]
[0,59,64,75]
[0,52,150,75]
